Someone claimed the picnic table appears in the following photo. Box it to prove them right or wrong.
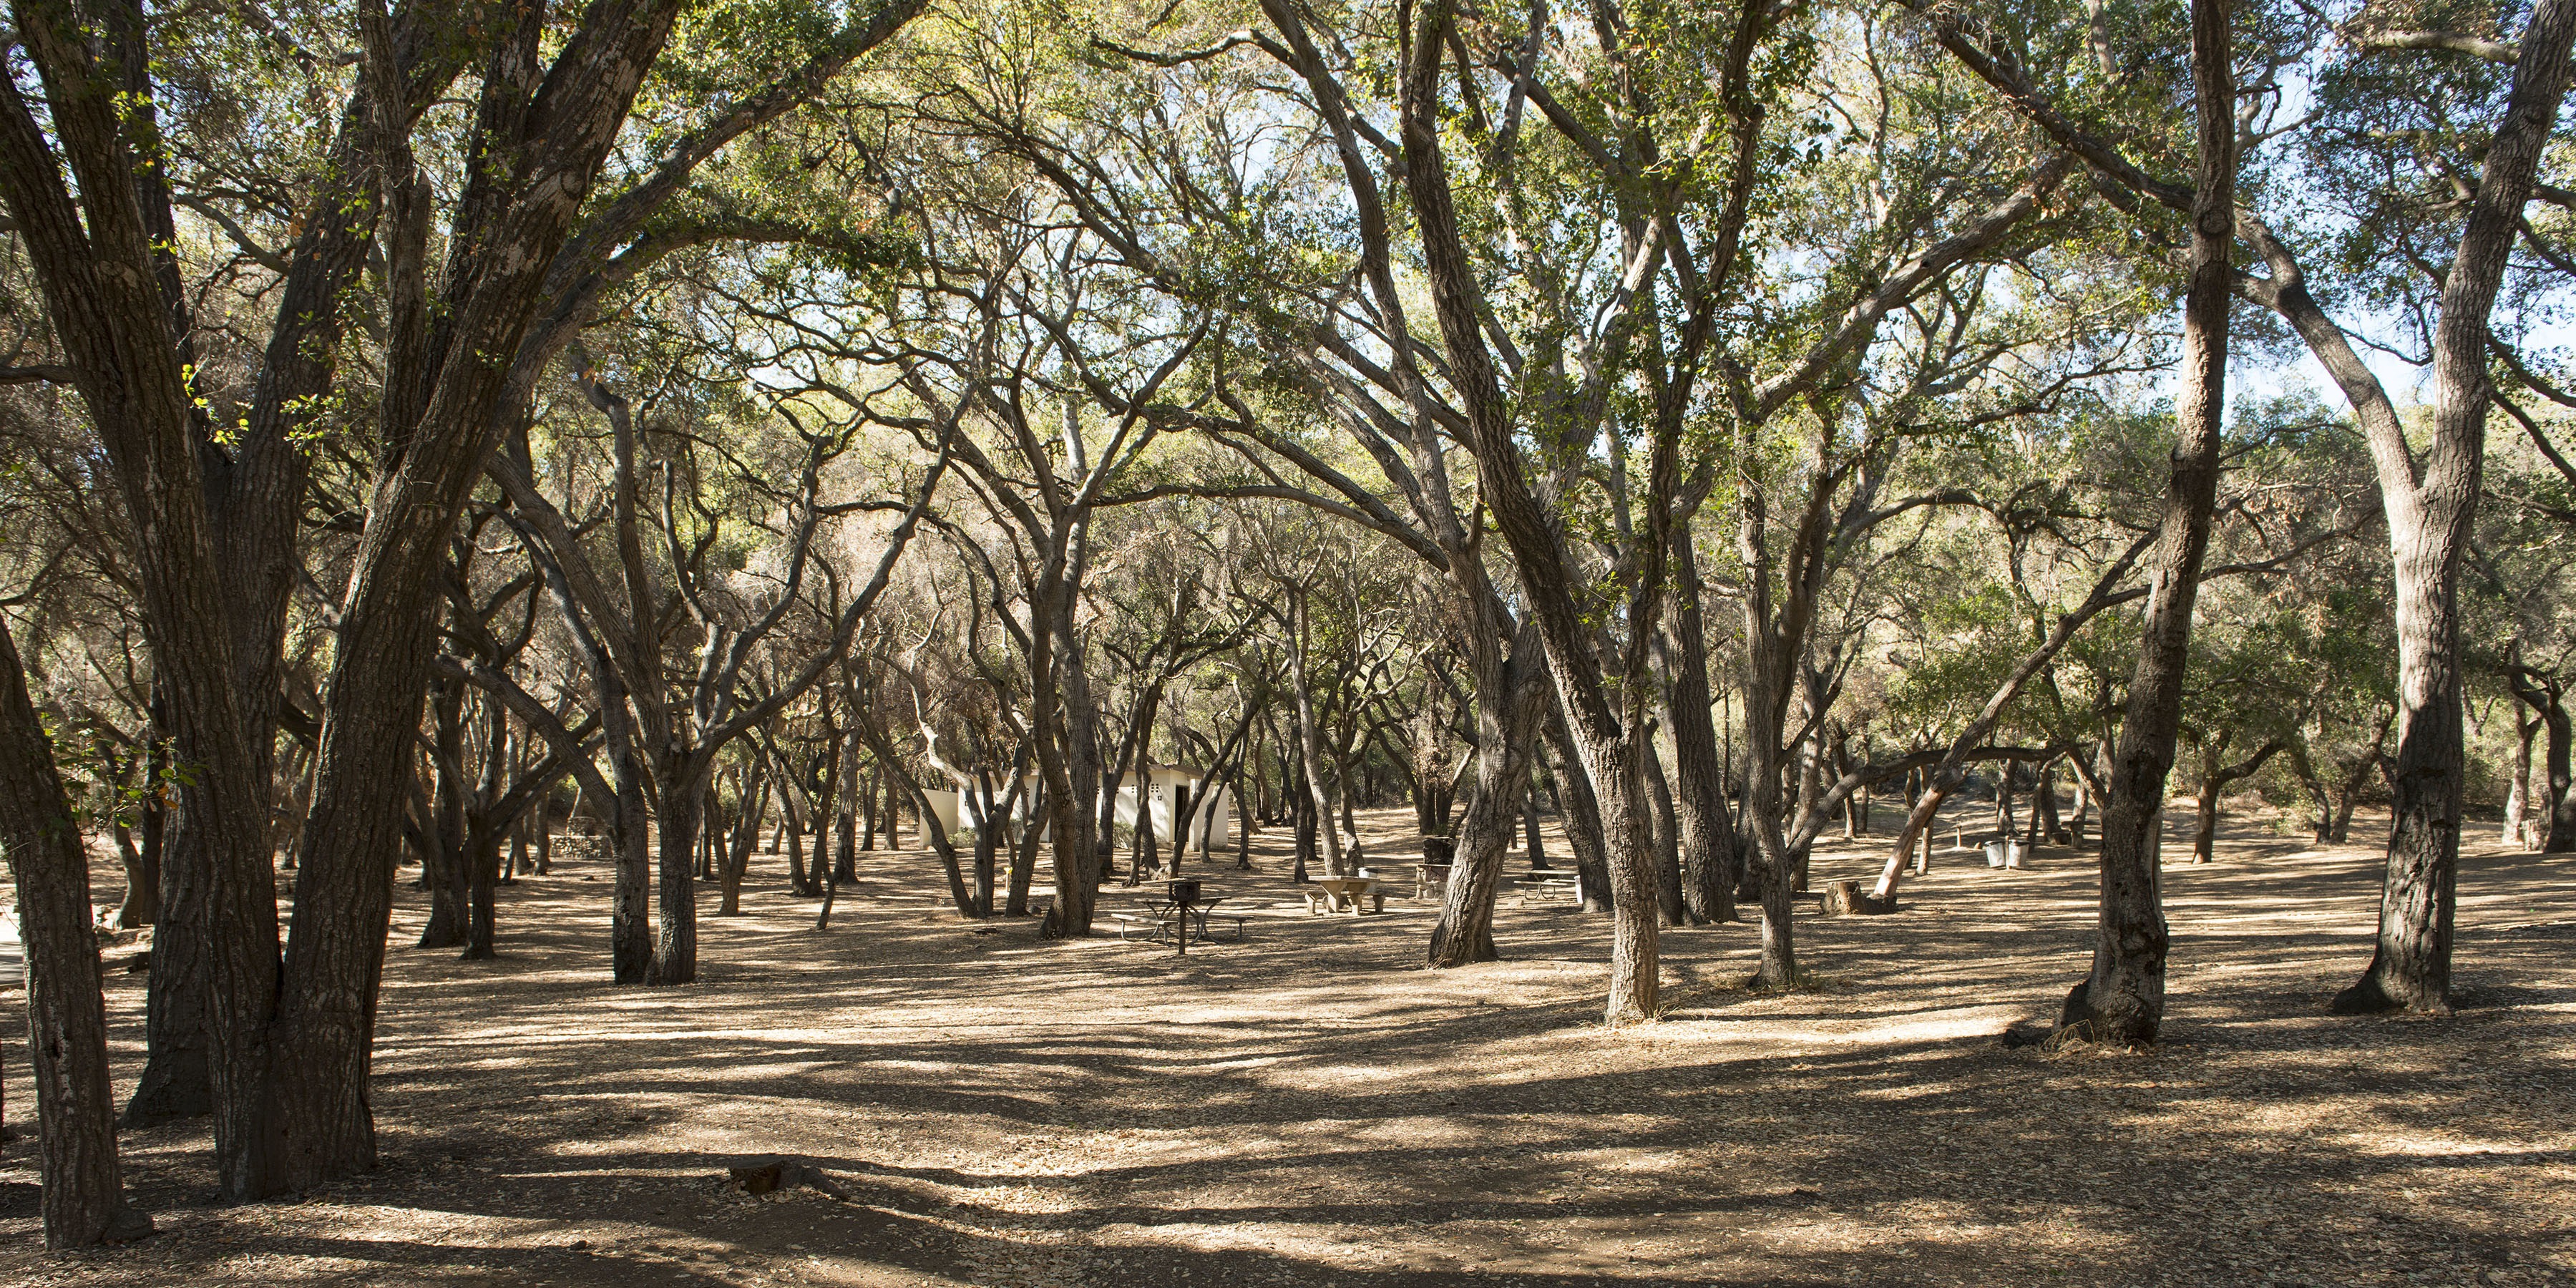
[1109,897,1246,945]
[1412,863,1452,900]
[1513,867,1584,904]
[1304,877,1385,914]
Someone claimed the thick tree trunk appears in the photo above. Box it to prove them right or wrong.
[0,623,147,1247]
[650,771,703,985]
[124,815,212,1123]
[1428,623,1547,967]
[2058,0,2234,1047]
[462,816,500,960]
[2329,0,2576,1014]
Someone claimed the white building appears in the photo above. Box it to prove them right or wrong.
[950,761,1230,852]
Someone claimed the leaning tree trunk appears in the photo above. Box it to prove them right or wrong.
[0,623,145,1247]
[2058,0,2234,1047]
[1540,704,1613,913]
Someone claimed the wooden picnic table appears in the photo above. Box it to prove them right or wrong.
[1304,877,1385,914]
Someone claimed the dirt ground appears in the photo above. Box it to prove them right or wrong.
[1,800,2571,1287]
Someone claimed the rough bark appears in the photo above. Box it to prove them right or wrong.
[2057,0,2234,1048]
[1428,621,1548,966]
[2335,0,2576,1015]
[263,0,689,1196]
[0,621,147,1247]
[0,0,281,1190]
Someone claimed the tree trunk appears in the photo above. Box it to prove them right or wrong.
[109,783,162,928]
[2505,670,2573,852]
[833,741,860,885]
[1523,780,1548,870]
[2035,761,2065,844]
[0,623,146,1247]
[1285,595,1348,877]
[2330,0,2576,1015]
[719,774,764,915]
[2192,765,2223,865]
[462,814,500,960]
[417,681,468,949]
[650,769,704,985]
[2058,0,2234,1047]
[1007,771,1043,914]
[2504,698,2538,848]
[1644,736,1687,927]
[971,776,1000,916]
[1540,704,1612,914]
[1429,623,1547,967]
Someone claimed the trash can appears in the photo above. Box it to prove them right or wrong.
[1984,840,2007,868]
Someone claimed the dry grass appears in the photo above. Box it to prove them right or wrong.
[2,802,2570,1287]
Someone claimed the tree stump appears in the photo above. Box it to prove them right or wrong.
[725,1156,852,1200]
[1822,879,1895,916]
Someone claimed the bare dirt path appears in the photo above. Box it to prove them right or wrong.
[3,805,2570,1287]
